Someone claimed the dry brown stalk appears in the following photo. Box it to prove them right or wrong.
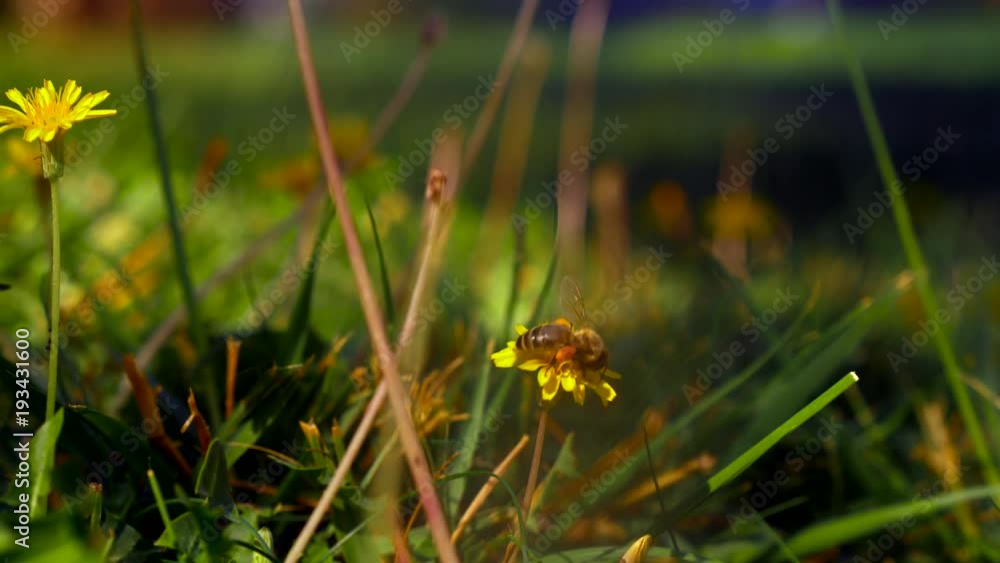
[452,434,531,544]
[283,1,459,560]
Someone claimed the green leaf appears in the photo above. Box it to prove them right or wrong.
[195,440,233,511]
[29,407,64,517]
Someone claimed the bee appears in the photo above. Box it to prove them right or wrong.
[515,277,608,373]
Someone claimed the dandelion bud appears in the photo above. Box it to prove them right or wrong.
[620,535,652,563]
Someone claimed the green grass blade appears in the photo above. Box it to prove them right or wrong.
[709,372,859,492]
[127,0,201,347]
[28,407,64,518]
[786,484,1000,556]
[147,468,175,548]
[826,0,1000,500]
[503,227,526,332]
[586,299,811,508]
[280,203,336,364]
[445,341,495,518]
[364,193,395,325]
[488,225,558,419]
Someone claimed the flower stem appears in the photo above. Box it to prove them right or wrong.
[523,409,547,512]
[506,408,547,563]
[45,176,60,423]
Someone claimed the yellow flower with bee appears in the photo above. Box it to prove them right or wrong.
[491,278,620,406]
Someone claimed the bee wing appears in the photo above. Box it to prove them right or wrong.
[559,275,593,327]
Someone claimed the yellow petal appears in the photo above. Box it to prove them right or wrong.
[514,324,528,335]
[603,368,622,380]
[537,367,552,387]
[540,372,560,401]
[5,89,27,112]
[84,108,116,119]
[0,105,26,123]
[560,375,576,391]
[587,380,617,406]
[490,344,518,368]
[573,384,586,405]
[518,358,548,371]
[62,80,82,105]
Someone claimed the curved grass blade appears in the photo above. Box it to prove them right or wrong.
[785,484,1000,556]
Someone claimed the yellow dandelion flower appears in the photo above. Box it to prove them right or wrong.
[0,80,116,144]
[490,323,621,407]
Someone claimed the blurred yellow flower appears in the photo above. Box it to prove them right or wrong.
[491,324,620,407]
[2,138,41,178]
[0,80,116,143]
[621,535,652,563]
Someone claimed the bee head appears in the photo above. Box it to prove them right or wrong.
[572,328,608,370]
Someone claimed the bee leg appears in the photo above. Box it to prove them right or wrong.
[555,346,576,364]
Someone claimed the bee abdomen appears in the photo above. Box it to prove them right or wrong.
[516,324,569,351]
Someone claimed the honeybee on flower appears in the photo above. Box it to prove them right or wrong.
[491,278,620,406]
